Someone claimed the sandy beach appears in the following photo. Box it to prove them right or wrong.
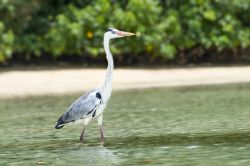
[1,66,250,98]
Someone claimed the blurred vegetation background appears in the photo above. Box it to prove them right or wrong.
[0,0,250,65]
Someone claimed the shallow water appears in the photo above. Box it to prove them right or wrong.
[1,84,250,165]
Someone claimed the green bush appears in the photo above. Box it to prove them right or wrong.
[0,0,250,63]
[0,21,14,62]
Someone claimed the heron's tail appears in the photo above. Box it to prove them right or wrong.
[55,115,65,129]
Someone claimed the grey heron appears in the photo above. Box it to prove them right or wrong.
[55,28,135,143]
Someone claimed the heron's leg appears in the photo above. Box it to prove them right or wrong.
[80,126,85,143]
[99,125,104,142]
[80,117,92,143]
[97,114,104,142]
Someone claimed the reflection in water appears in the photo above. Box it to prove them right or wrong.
[72,145,118,166]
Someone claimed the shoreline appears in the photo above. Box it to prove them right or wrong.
[1,66,250,98]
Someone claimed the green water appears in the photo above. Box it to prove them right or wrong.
[1,84,250,165]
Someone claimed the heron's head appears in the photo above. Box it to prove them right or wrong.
[105,28,135,39]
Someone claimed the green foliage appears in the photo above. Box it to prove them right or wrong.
[0,0,250,63]
[0,21,14,62]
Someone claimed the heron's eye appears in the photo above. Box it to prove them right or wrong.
[107,28,115,34]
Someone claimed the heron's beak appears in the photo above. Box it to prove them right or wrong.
[116,31,136,37]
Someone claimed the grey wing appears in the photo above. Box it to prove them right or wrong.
[55,90,101,128]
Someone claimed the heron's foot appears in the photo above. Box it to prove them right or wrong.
[100,138,104,144]
[80,136,84,143]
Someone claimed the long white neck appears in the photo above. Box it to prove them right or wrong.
[101,34,114,102]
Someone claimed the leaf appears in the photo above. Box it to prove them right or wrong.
[203,10,216,21]
[160,44,176,59]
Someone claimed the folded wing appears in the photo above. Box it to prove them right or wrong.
[55,90,101,129]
